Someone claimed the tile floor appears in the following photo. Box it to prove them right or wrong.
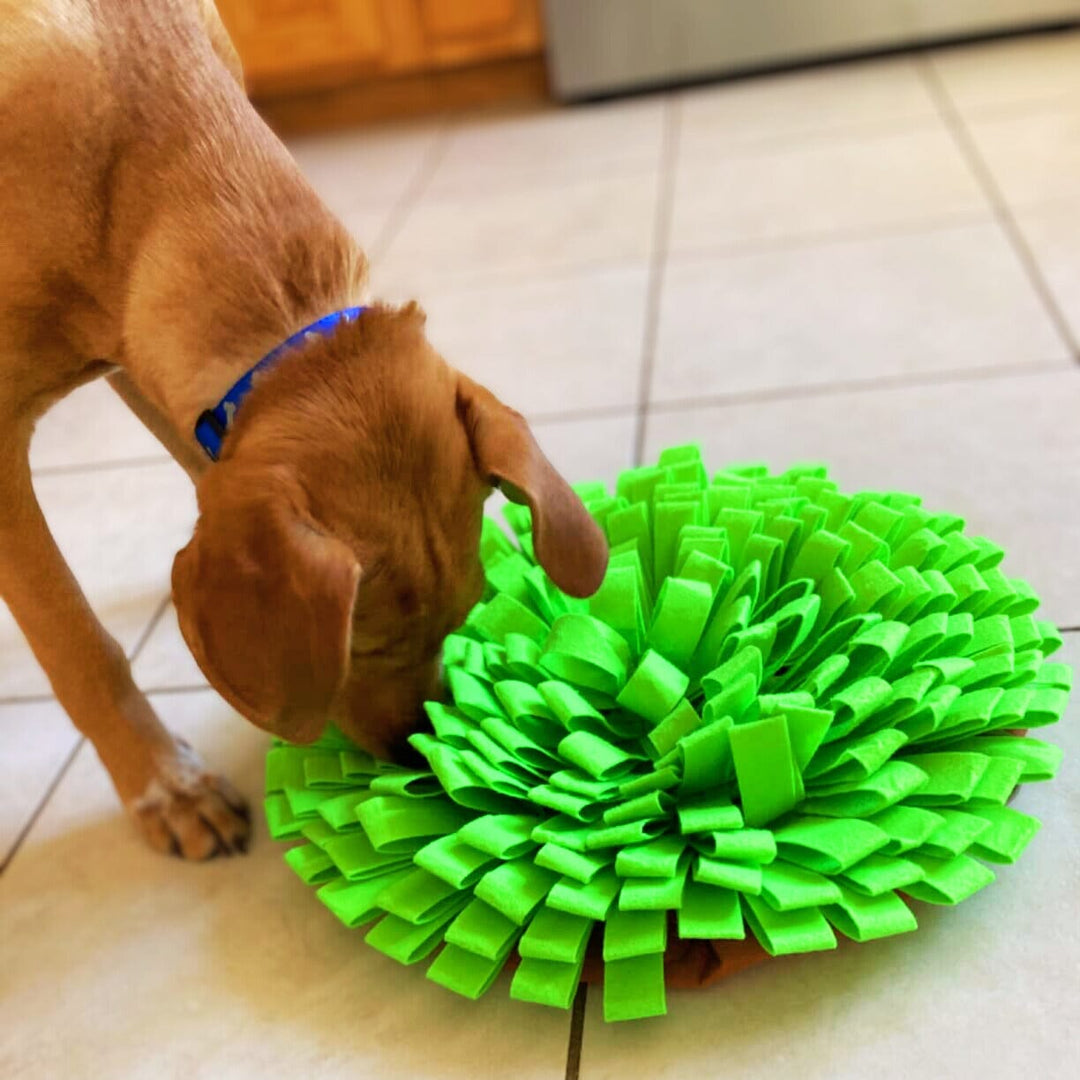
[3,28,1080,1080]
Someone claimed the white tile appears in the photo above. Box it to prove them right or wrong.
[377,171,659,291]
[645,368,1080,627]
[287,121,442,208]
[671,127,988,254]
[131,603,208,692]
[286,123,441,253]
[678,56,938,152]
[407,264,650,418]
[931,28,1080,118]
[966,106,1080,212]
[651,223,1069,403]
[428,98,665,197]
[0,690,573,1080]
[1015,199,1080,342]
[0,699,78,863]
[0,462,195,697]
[30,378,168,473]
[579,628,1079,1076]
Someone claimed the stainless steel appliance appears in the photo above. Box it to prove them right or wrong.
[543,0,1080,99]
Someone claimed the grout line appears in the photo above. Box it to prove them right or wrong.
[0,594,172,876]
[1057,626,1080,635]
[143,683,214,698]
[368,123,455,265]
[32,454,174,479]
[917,55,1080,362]
[374,204,1028,303]
[633,96,681,466]
[530,403,639,426]
[646,359,1069,417]
[564,982,588,1080]
[430,357,1068,433]
[0,691,56,707]
[0,737,85,875]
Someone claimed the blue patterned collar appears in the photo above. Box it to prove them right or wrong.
[194,306,367,461]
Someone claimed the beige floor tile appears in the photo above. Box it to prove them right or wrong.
[651,222,1069,403]
[30,379,168,473]
[965,105,1080,212]
[428,97,665,197]
[377,170,659,291]
[0,699,78,863]
[671,126,988,254]
[131,603,208,692]
[645,368,1080,626]
[0,462,195,698]
[395,264,650,418]
[0,690,573,1080]
[930,28,1080,117]
[579,645,1080,1075]
[1015,198,1080,342]
[286,124,441,254]
[678,55,938,151]
[287,121,441,207]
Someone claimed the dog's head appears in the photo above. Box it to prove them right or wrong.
[172,304,608,760]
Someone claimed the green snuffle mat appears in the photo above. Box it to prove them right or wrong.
[264,446,1069,1022]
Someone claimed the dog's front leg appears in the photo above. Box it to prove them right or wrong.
[0,424,250,858]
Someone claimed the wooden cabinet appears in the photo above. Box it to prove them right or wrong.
[215,0,544,97]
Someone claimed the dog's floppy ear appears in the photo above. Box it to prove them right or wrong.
[456,374,609,597]
[172,471,360,743]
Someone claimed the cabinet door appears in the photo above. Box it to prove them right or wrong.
[215,0,388,93]
[414,0,543,68]
[418,0,520,38]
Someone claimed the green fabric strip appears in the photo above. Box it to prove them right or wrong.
[692,828,777,863]
[546,868,621,920]
[966,806,1041,864]
[603,954,667,1022]
[760,862,843,911]
[445,898,521,960]
[604,908,667,960]
[677,795,744,834]
[474,860,560,925]
[742,894,838,956]
[518,907,594,963]
[677,881,745,940]
[364,909,459,965]
[510,956,584,1010]
[413,834,498,889]
[902,853,996,905]
[824,885,918,942]
[426,943,513,1000]
[534,842,613,884]
[774,816,890,873]
[317,869,412,928]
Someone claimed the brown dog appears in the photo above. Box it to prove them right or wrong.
[0,0,608,859]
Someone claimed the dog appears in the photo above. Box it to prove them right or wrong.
[0,0,608,859]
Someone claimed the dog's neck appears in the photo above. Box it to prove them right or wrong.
[117,114,368,458]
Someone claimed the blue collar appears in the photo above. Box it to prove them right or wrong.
[194,306,367,461]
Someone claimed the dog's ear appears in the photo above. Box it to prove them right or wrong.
[456,374,608,597]
[172,473,360,743]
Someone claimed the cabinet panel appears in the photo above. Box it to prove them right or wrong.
[215,0,387,91]
[214,0,544,98]
[418,0,520,38]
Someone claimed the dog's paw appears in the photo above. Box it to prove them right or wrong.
[128,738,251,860]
